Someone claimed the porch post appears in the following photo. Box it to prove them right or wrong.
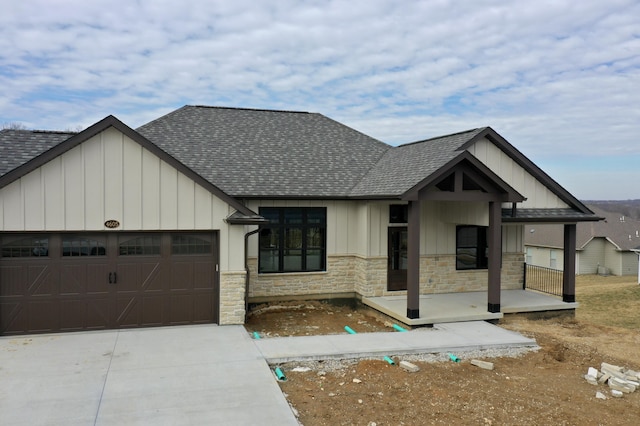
[487,201,502,313]
[407,200,420,319]
[562,224,577,303]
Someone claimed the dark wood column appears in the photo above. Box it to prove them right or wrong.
[487,201,502,313]
[407,200,420,319]
[562,224,577,303]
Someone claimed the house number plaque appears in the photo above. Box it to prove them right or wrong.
[104,220,120,229]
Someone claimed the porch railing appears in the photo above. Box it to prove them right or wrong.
[523,263,563,298]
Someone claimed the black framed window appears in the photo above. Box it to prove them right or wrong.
[456,226,488,270]
[259,207,326,273]
[389,204,408,223]
[1,236,49,257]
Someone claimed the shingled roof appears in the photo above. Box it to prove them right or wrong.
[349,128,486,197]
[137,106,391,198]
[526,205,640,250]
[0,129,75,177]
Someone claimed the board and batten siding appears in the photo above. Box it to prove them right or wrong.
[0,126,243,271]
[245,200,523,262]
[467,137,570,209]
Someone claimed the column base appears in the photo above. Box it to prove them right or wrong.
[487,303,500,313]
[407,308,420,319]
[562,294,575,303]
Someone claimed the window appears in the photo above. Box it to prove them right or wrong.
[62,236,106,256]
[456,226,488,270]
[1,236,49,257]
[259,207,326,273]
[172,234,212,255]
[389,204,408,223]
[550,250,557,269]
[119,235,160,256]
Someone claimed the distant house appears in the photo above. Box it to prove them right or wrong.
[525,205,640,276]
[0,105,600,335]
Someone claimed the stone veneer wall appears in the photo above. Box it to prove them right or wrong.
[240,252,524,309]
[219,271,247,325]
[247,255,358,298]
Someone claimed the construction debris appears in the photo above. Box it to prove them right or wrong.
[399,361,420,373]
[583,362,640,397]
[470,359,495,371]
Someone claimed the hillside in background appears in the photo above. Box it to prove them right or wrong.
[584,199,640,220]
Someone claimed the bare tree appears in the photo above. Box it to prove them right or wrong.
[2,122,28,130]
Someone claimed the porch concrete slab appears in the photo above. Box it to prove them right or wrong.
[0,325,298,426]
[362,289,576,326]
[254,320,537,363]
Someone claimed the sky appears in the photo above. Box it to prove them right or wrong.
[1,0,639,200]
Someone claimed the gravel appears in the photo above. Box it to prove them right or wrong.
[276,346,540,372]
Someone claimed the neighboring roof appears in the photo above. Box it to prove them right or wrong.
[349,128,485,197]
[137,106,391,198]
[0,129,76,177]
[525,205,640,251]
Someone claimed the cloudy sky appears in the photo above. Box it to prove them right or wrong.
[1,0,638,200]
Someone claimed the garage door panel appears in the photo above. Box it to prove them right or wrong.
[0,301,23,333]
[28,300,60,333]
[171,263,195,291]
[1,232,218,335]
[115,297,140,328]
[27,265,52,295]
[59,299,86,331]
[192,293,214,323]
[1,265,26,296]
[141,295,165,325]
[85,298,110,329]
[116,262,163,293]
[87,264,111,294]
[60,265,86,295]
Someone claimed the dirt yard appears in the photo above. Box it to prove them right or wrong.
[245,276,640,425]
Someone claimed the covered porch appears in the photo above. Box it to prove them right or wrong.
[363,289,578,326]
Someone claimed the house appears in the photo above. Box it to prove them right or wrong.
[525,205,640,276]
[0,105,601,335]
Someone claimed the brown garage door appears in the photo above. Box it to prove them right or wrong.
[0,232,218,335]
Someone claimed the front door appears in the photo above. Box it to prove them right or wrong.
[387,227,407,291]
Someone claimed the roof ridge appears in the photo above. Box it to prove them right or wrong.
[187,105,311,115]
[398,127,486,147]
[0,129,76,135]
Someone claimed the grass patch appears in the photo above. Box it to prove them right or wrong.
[576,275,640,329]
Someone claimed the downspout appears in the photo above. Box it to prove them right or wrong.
[244,227,261,322]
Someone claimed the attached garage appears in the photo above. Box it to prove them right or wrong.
[0,116,263,335]
[1,232,219,335]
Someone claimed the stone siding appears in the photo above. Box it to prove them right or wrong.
[243,252,524,301]
[247,255,358,298]
[219,271,247,325]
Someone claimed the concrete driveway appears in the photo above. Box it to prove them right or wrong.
[0,325,298,425]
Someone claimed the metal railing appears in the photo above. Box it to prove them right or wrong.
[523,263,563,297]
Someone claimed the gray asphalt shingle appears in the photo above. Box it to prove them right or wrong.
[349,128,485,197]
[137,106,391,198]
[0,129,75,177]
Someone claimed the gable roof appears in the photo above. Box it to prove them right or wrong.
[137,106,391,198]
[0,129,76,177]
[0,115,257,217]
[349,128,485,197]
[0,106,600,223]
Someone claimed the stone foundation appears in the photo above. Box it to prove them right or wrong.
[219,271,247,325]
